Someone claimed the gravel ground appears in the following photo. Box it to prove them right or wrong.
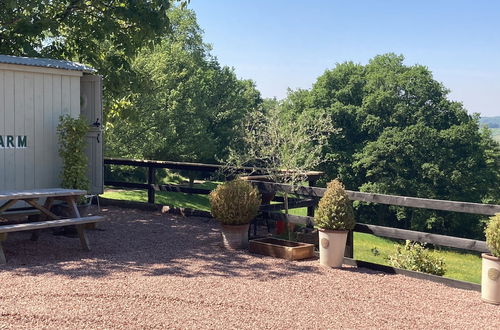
[0,206,498,329]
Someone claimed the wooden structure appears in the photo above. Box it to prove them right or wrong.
[249,237,314,260]
[0,55,103,194]
[104,157,322,216]
[0,188,105,263]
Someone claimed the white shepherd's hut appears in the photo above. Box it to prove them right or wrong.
[0,55,103,194]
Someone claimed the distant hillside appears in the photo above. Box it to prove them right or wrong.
[480,117,500,143]
[490,128,500,143]
[480,116,500,128]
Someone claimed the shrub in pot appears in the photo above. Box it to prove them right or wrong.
[209,180,261,250]
[314,179,355,267]
[482,213,500,304]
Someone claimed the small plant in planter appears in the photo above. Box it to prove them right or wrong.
[56,115,90,214]
[209,180,261,250]
[482,213,500,304]
[314,179,355,267]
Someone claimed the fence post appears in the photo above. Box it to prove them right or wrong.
[148,166,156,204]
[307,178,317,217]
[344,230,354,258]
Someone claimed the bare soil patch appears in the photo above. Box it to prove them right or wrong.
[0,206,498,329]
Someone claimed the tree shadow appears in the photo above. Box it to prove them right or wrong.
[2,206,320,280]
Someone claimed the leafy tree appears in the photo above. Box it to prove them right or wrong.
[225,104,335,185]
[106,8,262,165]
[284,53,499,238]
[0,0,186,106]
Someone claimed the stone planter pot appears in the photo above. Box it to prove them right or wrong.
[318,229,348,268]
[481,253,500,304]
[221,223,250,250]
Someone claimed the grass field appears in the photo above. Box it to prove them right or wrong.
[102,187,483,283]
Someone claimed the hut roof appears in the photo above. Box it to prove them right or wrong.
[0,55,96,73]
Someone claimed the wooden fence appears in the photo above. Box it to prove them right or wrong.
[104,158,500,290]
[104,157,322,214]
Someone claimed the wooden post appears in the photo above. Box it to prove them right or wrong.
[307,178,317,217]
[0,233,8,264]
[344,230,354,258]
[148,166,156,204]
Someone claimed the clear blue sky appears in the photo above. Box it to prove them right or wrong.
[189,0,499,117]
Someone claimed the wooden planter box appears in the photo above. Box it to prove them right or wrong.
[249,238,314,260]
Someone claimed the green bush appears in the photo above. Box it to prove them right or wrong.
[388,240,446,276]
[209,180,261,225]
[485,213,500,258]
[315,179,356,230]
[57,115,89,192]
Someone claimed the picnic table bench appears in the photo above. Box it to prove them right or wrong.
[0,188,105,264]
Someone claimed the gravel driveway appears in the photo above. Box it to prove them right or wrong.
[0,206,498,329]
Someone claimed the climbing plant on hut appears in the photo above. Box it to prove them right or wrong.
[57,115,89,192]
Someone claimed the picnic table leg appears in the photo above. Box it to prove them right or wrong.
[66,196,91,251]
[0,233,7,264]
[30,197,55,241]
[76,224,90,251]
[65,196,81,218]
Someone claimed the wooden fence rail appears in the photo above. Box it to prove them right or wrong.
[250,181,500,216]
[104,158,500,290]
[104,158,322,214]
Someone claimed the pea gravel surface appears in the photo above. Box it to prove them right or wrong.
[0,206,498,329]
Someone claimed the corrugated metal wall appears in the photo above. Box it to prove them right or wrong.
[0,65,81,190]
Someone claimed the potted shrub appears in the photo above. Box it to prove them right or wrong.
[209,180,261,250]
[314,179,356,268]
[482,213,500,304]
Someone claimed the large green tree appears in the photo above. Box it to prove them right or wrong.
[284,54,499,238]
[0,0,184,102]
[106,8,262,164]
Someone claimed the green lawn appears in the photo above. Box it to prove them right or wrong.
[353,232,481,283]
[103,189,212,211]
[102,188,482,284]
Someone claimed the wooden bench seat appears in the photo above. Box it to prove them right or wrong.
[1,209,41,217]
[0,215,105,264]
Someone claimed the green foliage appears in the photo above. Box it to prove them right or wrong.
[226,101,335,186]
[284,53,500,239]
[57,115,89,192]
[485,213,500,257]
[315,179,356,230]
[0,1,186,113]
[106,8,261,163]
[209,180,261,225]
[388,240,447,276]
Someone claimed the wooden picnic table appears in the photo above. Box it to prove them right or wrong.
[0,188,105,264]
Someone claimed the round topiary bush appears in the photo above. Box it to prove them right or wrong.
[485,213,500,258]
[209,179,261,225]
[315,179,355,231]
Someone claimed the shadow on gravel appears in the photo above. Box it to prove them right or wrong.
[2,206,320,280]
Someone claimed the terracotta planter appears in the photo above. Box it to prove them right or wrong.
[318,229,348,268]
[221,223,250,250]
[481,253,500,305]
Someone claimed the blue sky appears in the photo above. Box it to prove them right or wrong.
[189,0,499,117]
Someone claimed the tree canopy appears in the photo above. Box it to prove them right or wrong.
[0,0,184,102]
[283,54,499,238]
[105,8,262,164]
